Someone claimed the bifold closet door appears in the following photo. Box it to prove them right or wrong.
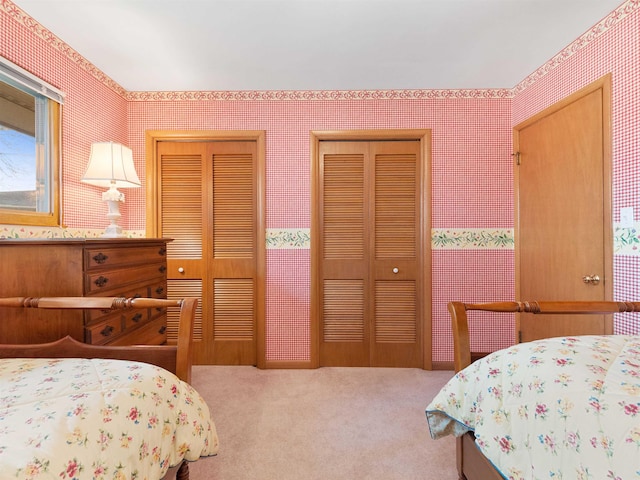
[157,140,258,365]
[319,140,422,367]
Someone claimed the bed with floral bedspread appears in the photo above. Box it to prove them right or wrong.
[0,357,218,479]
[426,335,640,480]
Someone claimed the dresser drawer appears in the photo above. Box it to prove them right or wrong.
[85,305,115,325]
[86,315,124,345]
[85,264,166,294]
[149,280,167,299]
[110,316,167,346]
[85,245,166,270]
[84,285,152,324]
[124,308,149,330]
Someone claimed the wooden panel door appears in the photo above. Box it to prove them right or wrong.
[515,76,612,342]
[319,140,423,367]
[157,140,258,365]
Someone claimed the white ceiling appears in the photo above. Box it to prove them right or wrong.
[12,0,624,92]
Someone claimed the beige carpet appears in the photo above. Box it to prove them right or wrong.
[187,366,458,480]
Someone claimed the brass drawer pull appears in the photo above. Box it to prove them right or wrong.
[158,247,167,256]
[94,276,109,288]
[582,274,601,285]
[155,286,164,295]
[100,325,114,337]
[93,252,108,264]
[159,265,167,273]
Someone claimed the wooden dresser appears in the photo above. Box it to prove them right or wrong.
[0,238,170,345]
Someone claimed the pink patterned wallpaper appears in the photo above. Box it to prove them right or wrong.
[0,0,131,232]
[1,0,638,363]
[126,95,514,362]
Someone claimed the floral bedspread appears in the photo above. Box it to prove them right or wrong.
[0,358,218,480]
[426,335,640,480]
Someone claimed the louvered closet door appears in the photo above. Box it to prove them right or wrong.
[207,141,257,365]
[370,141,422,367]
[157,141,257,365]
[319,140,422,367]
[158,142,207,363]
[319,141,370,366]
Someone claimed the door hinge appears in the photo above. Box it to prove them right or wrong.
[512,152,521,165]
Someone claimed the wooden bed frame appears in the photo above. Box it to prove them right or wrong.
[0,296,199,480]
[447,300,640,480]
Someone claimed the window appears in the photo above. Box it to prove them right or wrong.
[0,56,64,226]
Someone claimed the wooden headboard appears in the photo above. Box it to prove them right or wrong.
[0,296,198,383]
[448,300,640,372]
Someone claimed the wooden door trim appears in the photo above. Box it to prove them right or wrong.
[310,129,432,369]
[145,130,267,368]
[513,74,613,336]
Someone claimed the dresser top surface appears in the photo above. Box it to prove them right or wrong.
[0,238,171,246]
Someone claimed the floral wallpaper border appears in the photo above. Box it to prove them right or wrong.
[614,225,640,255]
[266,228,517,250]
[126,89,513,102]
[0,225,144,239]
[266,228,311,249]
[2,225,638,254]
[431,228,514,250]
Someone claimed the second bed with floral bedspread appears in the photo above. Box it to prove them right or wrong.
[426,335,640,480]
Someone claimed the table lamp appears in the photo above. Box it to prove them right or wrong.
[81,141,141,237]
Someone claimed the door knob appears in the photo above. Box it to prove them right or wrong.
[582,274,600,285]
[178,267,185,273]
[392,267,399,274]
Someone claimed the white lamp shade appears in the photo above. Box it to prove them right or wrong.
[82,142,141,188]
